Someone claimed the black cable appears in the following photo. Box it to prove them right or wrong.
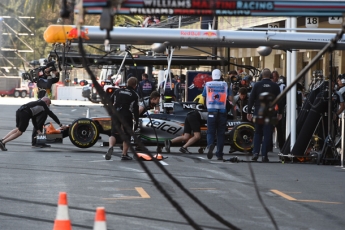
[246,155,279,230]
[125,49,161,154]
[88,44,120,59]
[78,37,204,230]
[131,45,151,55]
[54,49,62,71]
[207,4,277,227]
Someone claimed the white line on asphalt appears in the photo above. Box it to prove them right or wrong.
[90,160,113,162]
[201,168,245,182]
[197,157,206,159]
[160,161,168,165]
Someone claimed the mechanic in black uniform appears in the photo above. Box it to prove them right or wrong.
[164,109,208,154]
[270,71,286,151]
[228,87,252,153]
[138,91,160,116]
[247,68,283,162]
[105,77,139,161]
[174,74,186,102]
[32,68,59,148]
[0,97,64,151]
[233,87,251,122]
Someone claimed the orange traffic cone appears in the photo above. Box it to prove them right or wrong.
[93,207,107,230]
[53,192,72,230]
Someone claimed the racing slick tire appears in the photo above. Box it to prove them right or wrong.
[228,122,254,152]
[69,118,100,148]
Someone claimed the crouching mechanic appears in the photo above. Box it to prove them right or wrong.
[105,77,139,161]
[0,97,65,151]
[164,109,208,154]
[139,91,160,116]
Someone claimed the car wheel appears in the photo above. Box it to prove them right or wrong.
[69,118,99,148]
[20,91,27,98]
[14,91,20,98]
[228,122,255,152]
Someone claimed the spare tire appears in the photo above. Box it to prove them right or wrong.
[69,118,99,148]
[228,122,254,152]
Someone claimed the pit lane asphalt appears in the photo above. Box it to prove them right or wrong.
[0,97,344,230]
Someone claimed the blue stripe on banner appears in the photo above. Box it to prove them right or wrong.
[251,12,344,17]
[275,2,345,7]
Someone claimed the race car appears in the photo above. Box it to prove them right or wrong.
[65,101,254,153]
[40,101,255,154]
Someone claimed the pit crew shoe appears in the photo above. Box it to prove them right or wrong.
[262,156,270,163]
[0,140,7,151]
[217,155,223,160]
[206,144,215,159]
[229,147,236,153]
[179,147,191,154]
[164,139,171,153]
[105,147,113,160]
[121,155,133,160]
[251,153,259,161]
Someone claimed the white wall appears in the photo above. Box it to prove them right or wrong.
[56,86,87,101]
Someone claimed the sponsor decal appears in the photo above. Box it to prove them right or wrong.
[182,103,204,110]
[129,8,174,14]
[203,31,217,37]
[181,31,201,36]
[236,1,274,10]
[140,0,238,10]
[192,0,236,9]
[67,27,89,40]
[215,10,251,16]
[37,135,47,140]
[78,120,91,124]
[147,120,182,134]
[227,121,242,127]
[143,0,192,8]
